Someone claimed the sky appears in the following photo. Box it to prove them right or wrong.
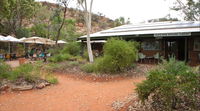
[36,0,181,23]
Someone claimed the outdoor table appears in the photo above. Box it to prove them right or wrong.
[146,56,154,63]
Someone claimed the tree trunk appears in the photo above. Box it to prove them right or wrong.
[55,4,67,45]
[84,0,94,63]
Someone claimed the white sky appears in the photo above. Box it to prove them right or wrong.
[36,0,182,23]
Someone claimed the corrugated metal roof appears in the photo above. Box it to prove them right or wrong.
[79,21,200,39]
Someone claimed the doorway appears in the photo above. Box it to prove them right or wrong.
[165,38,185,61]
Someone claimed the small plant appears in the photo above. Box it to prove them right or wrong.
[136,58,200,111]
[10,63,40,82]
[61,42,81,56]
[0,60,12,79]
[45,74,58,84]
[68,61,80,67]
[48,54,71,63]
[80,63,96,73]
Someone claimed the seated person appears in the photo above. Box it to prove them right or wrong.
[39,52,45,58]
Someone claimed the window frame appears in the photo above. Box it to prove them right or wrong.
[193,38,200,51]
[141,39,161,51]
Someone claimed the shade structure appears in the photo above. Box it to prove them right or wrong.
[57,40,67,44]
[0,35,21,42]
[4,35,21,43]
[0,35,6,42]
[22,37,55,45]
[19,37,26,41]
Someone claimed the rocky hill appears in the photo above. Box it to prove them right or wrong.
[40,2,115,35]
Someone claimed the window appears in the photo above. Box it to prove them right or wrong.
[194,39,200,51]
[141,40,161,50]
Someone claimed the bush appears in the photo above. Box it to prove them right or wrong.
[48,54,71,63]
[0,61,12,79]
[10,63,41,82]
[61,42,81,56]
[136,58,200,110]
[81,63,96,73]
[45,74,58,84]
[95,38,138,73]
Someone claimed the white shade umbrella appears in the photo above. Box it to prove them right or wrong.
[22,37,55,45]
[4,35,21,43]
[57,40,67,44]
[19,37,27,41]
[0,35,6,42]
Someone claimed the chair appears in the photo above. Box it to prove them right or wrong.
[0,54,4,60]
[138,53,146,63]
[154,53,160,63]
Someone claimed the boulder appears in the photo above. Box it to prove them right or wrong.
[44,82,50,86]
[0,85,9,91]
[12,85,33,91]
[36,83,46,89]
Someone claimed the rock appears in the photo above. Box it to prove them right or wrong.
[0,84,9,91]
[44,82,50,86]
[12,85,33,91]
[36,83,46,89]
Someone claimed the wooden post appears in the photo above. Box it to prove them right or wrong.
[185,37,188,62]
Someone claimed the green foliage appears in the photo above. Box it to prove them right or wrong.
[0,0,38,35]
[96,38,138,73]
[62,42,81,56]
[68,61,80,67]
[45,74,58,84]
[80,63,96,73]
[48,54,71,63]
[16,28,31,38]
[81,39,138,74]
[136,58,200,110]
[10,63,40,82]
[31,24,48,37]
[171,0,200,21]
[0,60,12,79]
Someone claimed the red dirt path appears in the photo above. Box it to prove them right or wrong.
[0,74,145,111]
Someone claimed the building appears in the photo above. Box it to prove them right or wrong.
[78,21,200,65]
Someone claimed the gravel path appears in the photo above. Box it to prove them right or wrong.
[0,74,145,111]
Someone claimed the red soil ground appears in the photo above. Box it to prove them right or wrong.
[0,73,145,111]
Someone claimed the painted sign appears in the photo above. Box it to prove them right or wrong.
[154,32,191,37]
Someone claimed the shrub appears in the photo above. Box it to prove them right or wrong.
[45,74,58,84]
[48,54,71,63]
[61,42,81,56]
[0,61,12,79]
[10,63,40,82]
[95,38,138,73]
[80,63,96,73]
[68,61,80,67]
[136,58,200,110]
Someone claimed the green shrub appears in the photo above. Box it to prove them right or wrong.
[95,38,138,73]
[45,74,58,84]
[80,63,96,73]
[0,61,12,79]
[10,63,40,82]
[136,58,200,110]
[48,54,71,63]
[68,61,80,67]
[61,42,81,56]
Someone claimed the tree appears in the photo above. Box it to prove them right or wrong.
[114,17,130,27]
[148,14,179,23]
[55,0,71,45]
[33,5,53,38]
[171,0,200,21]
[0,0,38,36]
[77,0,94,62]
